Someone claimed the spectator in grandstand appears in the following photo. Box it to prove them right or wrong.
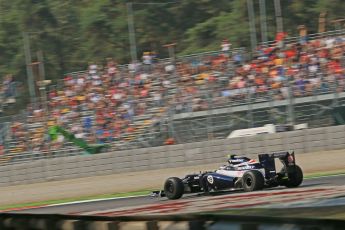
[221,39,232,57]
[233,51,243,66]
[106,58,118,78]
[275,31,288,48]
[298,25,308,45]
[0,74,16,107]
[142,51,153,73]
[3,30,345,154]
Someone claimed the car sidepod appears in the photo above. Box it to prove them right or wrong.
[203,172,235,191]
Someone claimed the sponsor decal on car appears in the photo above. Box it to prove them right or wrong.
[207,175,214,184]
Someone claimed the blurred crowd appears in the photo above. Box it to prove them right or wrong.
[4,30,345,155]
[0,74,16,114]
[203,34,345,111]
[0,75,16,156]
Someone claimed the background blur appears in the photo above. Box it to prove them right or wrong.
[0,0,344,114]
[0,0,344,162]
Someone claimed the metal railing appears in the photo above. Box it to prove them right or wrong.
[260,28,345,47]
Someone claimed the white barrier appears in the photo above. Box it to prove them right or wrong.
[0,125,344,187]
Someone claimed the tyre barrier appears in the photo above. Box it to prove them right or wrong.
[0,213,344,230]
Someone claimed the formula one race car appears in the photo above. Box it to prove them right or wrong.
[158,151,303,200]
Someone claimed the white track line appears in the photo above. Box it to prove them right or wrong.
[46,194,149,207]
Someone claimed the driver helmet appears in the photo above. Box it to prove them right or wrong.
[228,154,258,166]
[228,154,247,165]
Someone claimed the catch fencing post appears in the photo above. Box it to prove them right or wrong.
[246,0,257,53]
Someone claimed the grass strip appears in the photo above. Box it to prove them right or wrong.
[0,190,152,211]
[304,170,345,178]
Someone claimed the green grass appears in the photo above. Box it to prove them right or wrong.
[1,170,345,211]
[0,190,152,211]
[304,170,345,179]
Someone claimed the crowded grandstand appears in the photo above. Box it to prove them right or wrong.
[0,28,344,163]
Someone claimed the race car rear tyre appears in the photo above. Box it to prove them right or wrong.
[285,165,303,188]
[242,170,265,192]
[164,177,184,200]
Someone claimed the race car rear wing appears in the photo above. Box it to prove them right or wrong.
[258,151,296,179]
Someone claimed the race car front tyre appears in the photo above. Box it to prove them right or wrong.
[164,177,184,200]
[242,170,265,192]
[285,165,303,188]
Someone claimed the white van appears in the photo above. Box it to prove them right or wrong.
[227,123,307,138]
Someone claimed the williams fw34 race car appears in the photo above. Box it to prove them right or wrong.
[156,151,303,200]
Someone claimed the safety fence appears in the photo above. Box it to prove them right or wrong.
[0,213,343,230]
[260,28,345,47]
[0,124,344,187]
[0,87,342,166]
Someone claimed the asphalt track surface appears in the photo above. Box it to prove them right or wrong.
[10,174,345,215]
